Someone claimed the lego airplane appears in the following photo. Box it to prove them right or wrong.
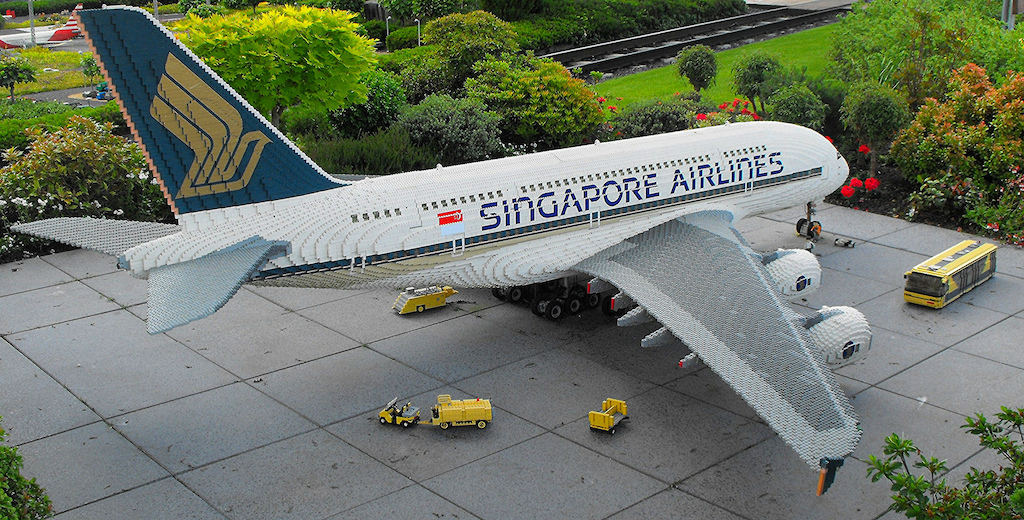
[0,5,82,49]
[13,7,873,494]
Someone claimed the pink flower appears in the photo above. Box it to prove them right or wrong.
[864,177,879,191]
[696,113,707,120]
[858,144,871,154]
[849,178,863,188]
[841,185,855,198]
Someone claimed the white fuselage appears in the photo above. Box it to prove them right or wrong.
[120,121,848,288]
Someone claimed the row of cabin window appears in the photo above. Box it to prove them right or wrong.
[419,190,505,212]
[516,153,748,194]
[723,145,768,158]
[350,207,403,223]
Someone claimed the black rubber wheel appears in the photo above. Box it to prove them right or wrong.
[796,217,808,236]
[609,427,616,435]
[546,300,564,320]
[440,422,450,430]
[507,286,524,303]
[492,287,504,300]
[809,220,822,239]
[476,420,487,429]
[402,420,411,428]
[585,293,601,309]
[531,296,548,316]
[416,305,425,312]
[379,417,387,425]
[566,296,582,314]
[601,295,616,316]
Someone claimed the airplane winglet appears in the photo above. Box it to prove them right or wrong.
[146,236,287,334]
[816,457,844,496]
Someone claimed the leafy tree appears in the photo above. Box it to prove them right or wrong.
[79,53,101,85]
[424,11,520,82]
[181,6,377,128]
[732,51,783,114]
[676,44,717,94]
[466,53,603,150]
[867,406,1024,519]
[396,94,503,164]
[768,84,827,131]
[330,69,408,138]
[840,81,910,175]
[413,0,458,18]
[0,57,35,104]
[829,0,1024,107]
[380,0,415,22]
[0,116,172,263]
[1,417,53,520]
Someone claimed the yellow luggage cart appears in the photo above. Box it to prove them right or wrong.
[393,286,458,314]
[589,398,628,434]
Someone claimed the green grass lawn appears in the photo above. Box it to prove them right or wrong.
[594,23,838,111]
[7,47,91,95]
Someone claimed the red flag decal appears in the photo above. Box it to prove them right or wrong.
[438,210,463,225]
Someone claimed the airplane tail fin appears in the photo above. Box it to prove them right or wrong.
[76,7,345,218]
[48,15,79,42]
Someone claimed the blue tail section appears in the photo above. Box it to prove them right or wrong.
[77,7,344,216]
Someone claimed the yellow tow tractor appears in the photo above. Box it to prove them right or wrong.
[393,286,458,314]
[589,398,628,434]
[427,394,492,429]
[378,397,421,428]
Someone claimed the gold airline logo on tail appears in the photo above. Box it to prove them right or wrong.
[150,54,270,199]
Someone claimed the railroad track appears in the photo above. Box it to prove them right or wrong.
[539,6,849,74]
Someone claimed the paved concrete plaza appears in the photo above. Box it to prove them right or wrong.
[2,203,1022,519]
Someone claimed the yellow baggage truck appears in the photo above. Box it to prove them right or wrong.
[904,240,997,309]
[393,286,458,314]
[427,394,492,429]
[378,397,420,428]
[589,398,628,434]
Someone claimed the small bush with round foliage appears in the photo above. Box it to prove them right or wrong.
[841,81,910,175]
[412,0,457,18]
[481,0,544,21]
[281,103,332,138]
[768,84,827,131]
[424,11,520,81]
[676,44,716,94]
[732,51,783,114]
[1,416,53,520]
[386,25,420,51]
[330,69,408,138]
[396,94,503,165]
[607,96,711,139]
[397,53,459,103]
[380,0,415,21]
[0,116,173,263]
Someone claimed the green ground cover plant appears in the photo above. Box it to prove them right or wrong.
[0,416,52,520]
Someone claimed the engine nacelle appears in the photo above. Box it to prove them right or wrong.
[804,306,872,368]
[762,249,821,300]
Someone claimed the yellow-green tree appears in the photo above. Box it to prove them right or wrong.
[181,6,377,128]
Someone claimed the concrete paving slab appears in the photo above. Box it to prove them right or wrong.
[605,488,745,520]
[370,312,555,383]
[878,348,1024,417]
[993,245,1024,280]
[817,241,928,286]
[952,273,1024,315]
[855,288,1009,347]
[0,338,100,445]
[817,207,915,242]
[835,327,945,386]
[178,430,411,520]
[164,289,360,379]
[679,437,893,520]
[80,270,149,308]
[759,201,835,224]
[554,386,774,483]
[472,297,632,347]
[0,281,121,334]
[0,256,72,297]
[299,289,469,344]
[325,485,479,520]
[18,421,168,514]
[952,314,1024,369]
[245,284,370,312]
[667,367,762,422]
[41,248,119,279]
[736,218,809,251]
[871,223,991,257]
[113,382,317,473]
[7,310,237,418]
[255,346,443,425]
[422,433,665,520]
[329,385,546,481]
[51,477,227,520]
[558,320,687,386]
[848,388,976,468]
[943,444,1006,486]
[798,267,896,310]
[454,349,655,430]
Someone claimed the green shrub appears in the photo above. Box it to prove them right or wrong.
[296,0,364,11]
[300,125,437,177]
[608,96,709,139]
[768,84,827,131]
[386,25,420,51]
[510,17,584,50]
[424,11,520,79]
[867,406,1024,519]
[222,0,260,11]
[412,0,457,18]
[0,99,77,120]
[380,0,414,21]
[841,81,910,175]
[361,19,386,42]
[732,51,784,114]
[0,0,101,17]
[0,101,122,151]
[396,94,503,164]
[330,69,408,138]
[481,0,544,21]
[676,44,717,93]
[281,103,332,138]
[0,417,52,520]
[0,116,173,263]
[397,52,459,103]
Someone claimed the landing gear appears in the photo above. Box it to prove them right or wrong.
[494,278,599,321]
[797,202,822,242]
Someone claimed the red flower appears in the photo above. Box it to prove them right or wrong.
[597,97,606,103]
[858,144,871,154]
[740,108,751,115]
[607,106,617,112]
[732,98,740,108]
[864,177,880,191]
[825,136,834,143]
[743,101,749,107]
[987,222,1000,232]
[752,114,761,120]
[719,103,728,109]
[616,97,622,101]
[696,113,707,120]
[841,185,855,198]
[849,178,863,188]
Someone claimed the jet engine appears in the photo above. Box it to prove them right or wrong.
[762,249,821,300]
[804,306,872,369]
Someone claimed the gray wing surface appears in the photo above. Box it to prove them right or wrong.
[573,210,859,467]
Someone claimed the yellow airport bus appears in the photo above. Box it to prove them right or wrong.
[904,240,997,309]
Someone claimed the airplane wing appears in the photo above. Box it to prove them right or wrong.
[573,210,860,473]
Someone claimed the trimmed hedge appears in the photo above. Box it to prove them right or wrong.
[0,0,100,16]
[0,101,122,152]
[386,25,420,51]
